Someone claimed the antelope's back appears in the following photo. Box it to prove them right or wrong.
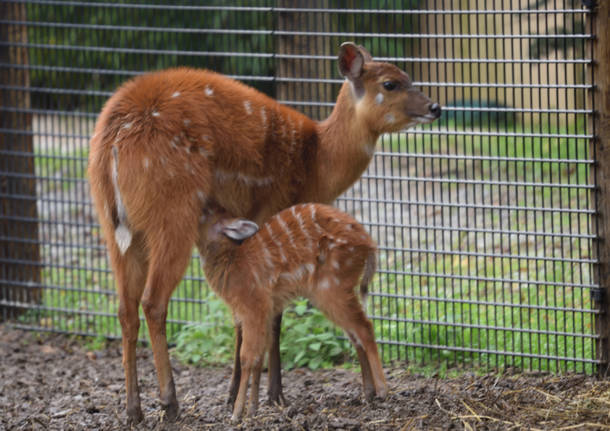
[88,67,318,233]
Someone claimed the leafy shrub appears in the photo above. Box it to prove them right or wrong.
[280,299,353,370]
[172,295,235,366]
[172,297,353,370]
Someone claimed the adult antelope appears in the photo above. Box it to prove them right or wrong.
[88,42,441,423]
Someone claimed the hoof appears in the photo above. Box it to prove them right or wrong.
[226,393,236,408]
[127,407,144,425]
[162,401,180,422]
[267,391,287,406]
[376,385,388,400]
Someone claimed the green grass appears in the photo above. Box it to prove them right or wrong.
[367,116,596,373]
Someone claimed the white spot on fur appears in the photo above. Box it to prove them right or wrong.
[160,156,167,165]
[318,277,330,290]
[198,146,210,157]
[260,107,267,128]
[152,111,160,117]
[171,91,180,98]
[280,263,314,284]
[196,189,206,202]
[122,122,132,130]
[332,260,340,270]
[243,100,252,115]
[375,93,384,105]
[115,224,132,255]
[385,113,396,124]
[143,157,150,169]
[204,85,213,96]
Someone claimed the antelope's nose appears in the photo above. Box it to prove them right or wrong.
[429,103,442,118]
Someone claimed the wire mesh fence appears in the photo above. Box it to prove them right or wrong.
[0,0,599,374]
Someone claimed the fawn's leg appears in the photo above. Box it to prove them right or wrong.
[349,334,376,401]
[248,353,264,417]
[267,312,286,405]
[317,290,388,399]
[227,322,243,407]
[233,317,267,421]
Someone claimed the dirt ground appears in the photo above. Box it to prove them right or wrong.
[2,324,610,431]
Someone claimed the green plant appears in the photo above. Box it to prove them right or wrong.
[172,295,235,366]
[280,299,353,370]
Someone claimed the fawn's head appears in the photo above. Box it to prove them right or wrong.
[200,208,259,253]
[338,42,441,135]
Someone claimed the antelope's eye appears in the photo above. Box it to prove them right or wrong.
[383,81,397,91]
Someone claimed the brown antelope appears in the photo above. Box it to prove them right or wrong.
[199,203,387,421]
[88,42,440,423]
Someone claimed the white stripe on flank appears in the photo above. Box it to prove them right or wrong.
[265,223,287,263]
[204,85,213,96]
[290,206,311,248]
[308,205,324,236]
[171,91,180,98]
[276,213,297,252]
[256,235,274,270]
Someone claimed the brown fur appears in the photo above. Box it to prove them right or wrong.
[87,42,440,423]
[199,204,387,420]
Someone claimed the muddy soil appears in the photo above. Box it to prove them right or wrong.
[2,325,610,431]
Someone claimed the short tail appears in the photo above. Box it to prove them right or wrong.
[359,248,377,310]
[111,146,132,254]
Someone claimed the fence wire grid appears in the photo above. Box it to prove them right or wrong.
[0,0,599,374]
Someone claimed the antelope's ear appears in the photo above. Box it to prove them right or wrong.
[338,42,366,82]
[222,219,259,243]
[357,44,373,62]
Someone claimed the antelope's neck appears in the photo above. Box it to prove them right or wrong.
[309,85,378,203]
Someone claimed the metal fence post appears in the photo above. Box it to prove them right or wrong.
[591,0,610,375]
[0,2,41,321]
[276,0,332,121]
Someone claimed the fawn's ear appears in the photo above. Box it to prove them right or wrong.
[222,219,259,243]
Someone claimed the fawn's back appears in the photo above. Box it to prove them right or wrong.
[202,203,376,315]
